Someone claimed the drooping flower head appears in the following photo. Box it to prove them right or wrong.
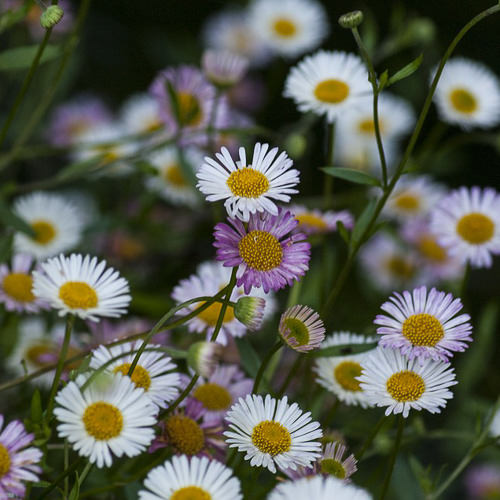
[290,205,354,236]
[202,49,249,88]
[279,304,325,352]
[214,208,311,294]
[197,143,299,222]
[318,442,358,481]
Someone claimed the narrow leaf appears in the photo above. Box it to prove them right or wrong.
[378,69,389,90]
[235,338,261,378]
[0,44,61,71]
[351,199,378,247]
[310,342,377,358]
[387,53,423,86]
[30,390,43,423]
[336,219,350,244]
[321,167,381,187]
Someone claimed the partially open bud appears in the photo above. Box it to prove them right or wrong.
[234,296,266,331]
[338,10,364,29]
[279,305,326,353]
[187,341,222,378]
[202,49,249,89]
[40,5,64,29]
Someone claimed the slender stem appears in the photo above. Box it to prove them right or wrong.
[252,341,283,394]
[38,459,82,499]
[380,416,405,500]
[323,121,336,209]
[277,355,304,398]
[78,461,93,486]
[357,415,388,460]
[64,439,69,498]
[460,261,470,299]
[323,398,340,425]
[163,373,200,417]
[46,314,74,419]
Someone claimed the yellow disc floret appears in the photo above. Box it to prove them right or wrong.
[295,213,328,232]
[314,80,350,104]
[334,361,363,392]
[393,192,420,212]
[31,220,57,245]
[272,18,297,37]
[197,302,235,326]
[83,402,123,440]
[0,443,11,478]
[449,88,477,114]
[171,486,212,500]
[177,92,202,126]
[238,230,283,271]
[402,313,444,347]
[2,273,35,302]
[251,420,291,456]
[165,415,204,455]
[59,281,98,309]
[113,363,151,391]
[320,458,346,479]
[456,212,494,244]
[386,370,425,402]
[226,167,270,198]
[193,383,232,411]
[164,164,188,187]
[417,235,447,262]
[385,256,415,280]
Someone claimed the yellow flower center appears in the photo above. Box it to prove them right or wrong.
[164,163,188,187]
[295,213,328,231]
[272,18,297,37]
[0,444,11,478]
[113,363,151,391]
[83,402,123,440]
[226,167,270,198]
[320,458,346,479]
[314,79,350,104]
[417,235,447,262]
[251,420,291,456]
[2,273,35,302]
[25,343,81,370]
[449,88,477,114]
[145,118,162,133]
[59,281,98,309]
[358,118,385,135]
[197,302,235,326]
[67,119,90,139]
[393,192,420,213]
[177,92,202,126]
[282,317,309,346]
[385,256,415,280]
[238,230,283,271]
[334,361,363,392]
[386,370,425,402]
[456,212,495,244]
[193,383,232,411]
[31,220,57,245]
[165,415,204,455]
[171,487,212,500]
[402,313,444,347]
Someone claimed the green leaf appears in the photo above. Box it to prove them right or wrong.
[321,167,381,187]
[0,44,61,71]
[408,455,434,494]
[0,5,30,34]
[68,476,80,500]
[235,338,261,378]
[387,53,423,86]
[310,342,377,358]
[336,219,350,244]
[30,390,43,423]
[0,197,35,236]
[55,158,101,182]
[165,80,182,125]
[378,69,389,90]
[351,199,378,247]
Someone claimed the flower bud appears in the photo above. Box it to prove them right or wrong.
[187,341,222,378]
[40,5,64,29]
[338,10,364,29]
[234,296,266,331]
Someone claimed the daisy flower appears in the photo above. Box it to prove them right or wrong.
[430,186,500,268]
[120,93,164,135]
[432,58,500,129]
[138,455,242,500]
[314,332,376,408]
[224,394,322,473]
[279,304,325,352]
[284,51,371,123]
[33,253,131,321]
[0,415,42,499]
[54,373,157,468]
[383,176,446,220]
[318,441,358,481]
[12,191,83,260]
[89,341,179,409]
[248,0,328,58]
[187,364,253,424]
[196,143,299,222]
[202,49,249,88]
[214,208,311,294]
[375,286,472,363]
[172,260,276,345]
[0,254,48,313]
[290,205,354,236]
[268,475,372,500]
[234,295,267,331]
[358,347,457,418]
[145,145,202,207]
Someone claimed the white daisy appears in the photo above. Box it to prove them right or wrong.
[32,253,131,321]
[172,260,276,345]
[224,394,322,474]
[145,146,202,207]
[268,475,372,500]
[314,332,376,408]
[432,57,500,129]
[138,455,242,500]
[120,93,164,135]
[284,51,371,123]
[383,175,446,220]
[12,192,83,260]
[196,142,299,221]
[358,347,457,418]
[89,341,179,409]
[430,186,500,268]
[248,0,328,58]
[54,373,157,468]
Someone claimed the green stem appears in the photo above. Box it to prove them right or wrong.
[357,415,387,460]
[277,355,304,398]
[460,261,470,299]
[78,461,93,486]
[46,314,74,419]
[38,458,82,499]
[252,341,283,394]
[323,398,340,425]
[323,121,336,209]
[380,416,405,500]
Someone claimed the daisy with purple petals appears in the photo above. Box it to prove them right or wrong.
[290,205,354,236]
[375,286,473,363]
[0,414,42,499]
[214,208,311,293]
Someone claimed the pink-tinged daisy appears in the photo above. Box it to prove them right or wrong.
[172,260,275,345]
[186,364,253,424]
[430,186,500,268]
[214,208,311,294]
[358,347,457,418]
[279,304,325,352]
[197,143,299,222]
[0,254,48,313]
[375,286,472,363]
[290,205,354,236]
[202,49,249,88]
[0,415,42,499]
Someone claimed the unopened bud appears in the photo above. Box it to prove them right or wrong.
[40,5,64,29]
[234,296,266,331]
[187,341,222,378]
[338,10,364,29]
